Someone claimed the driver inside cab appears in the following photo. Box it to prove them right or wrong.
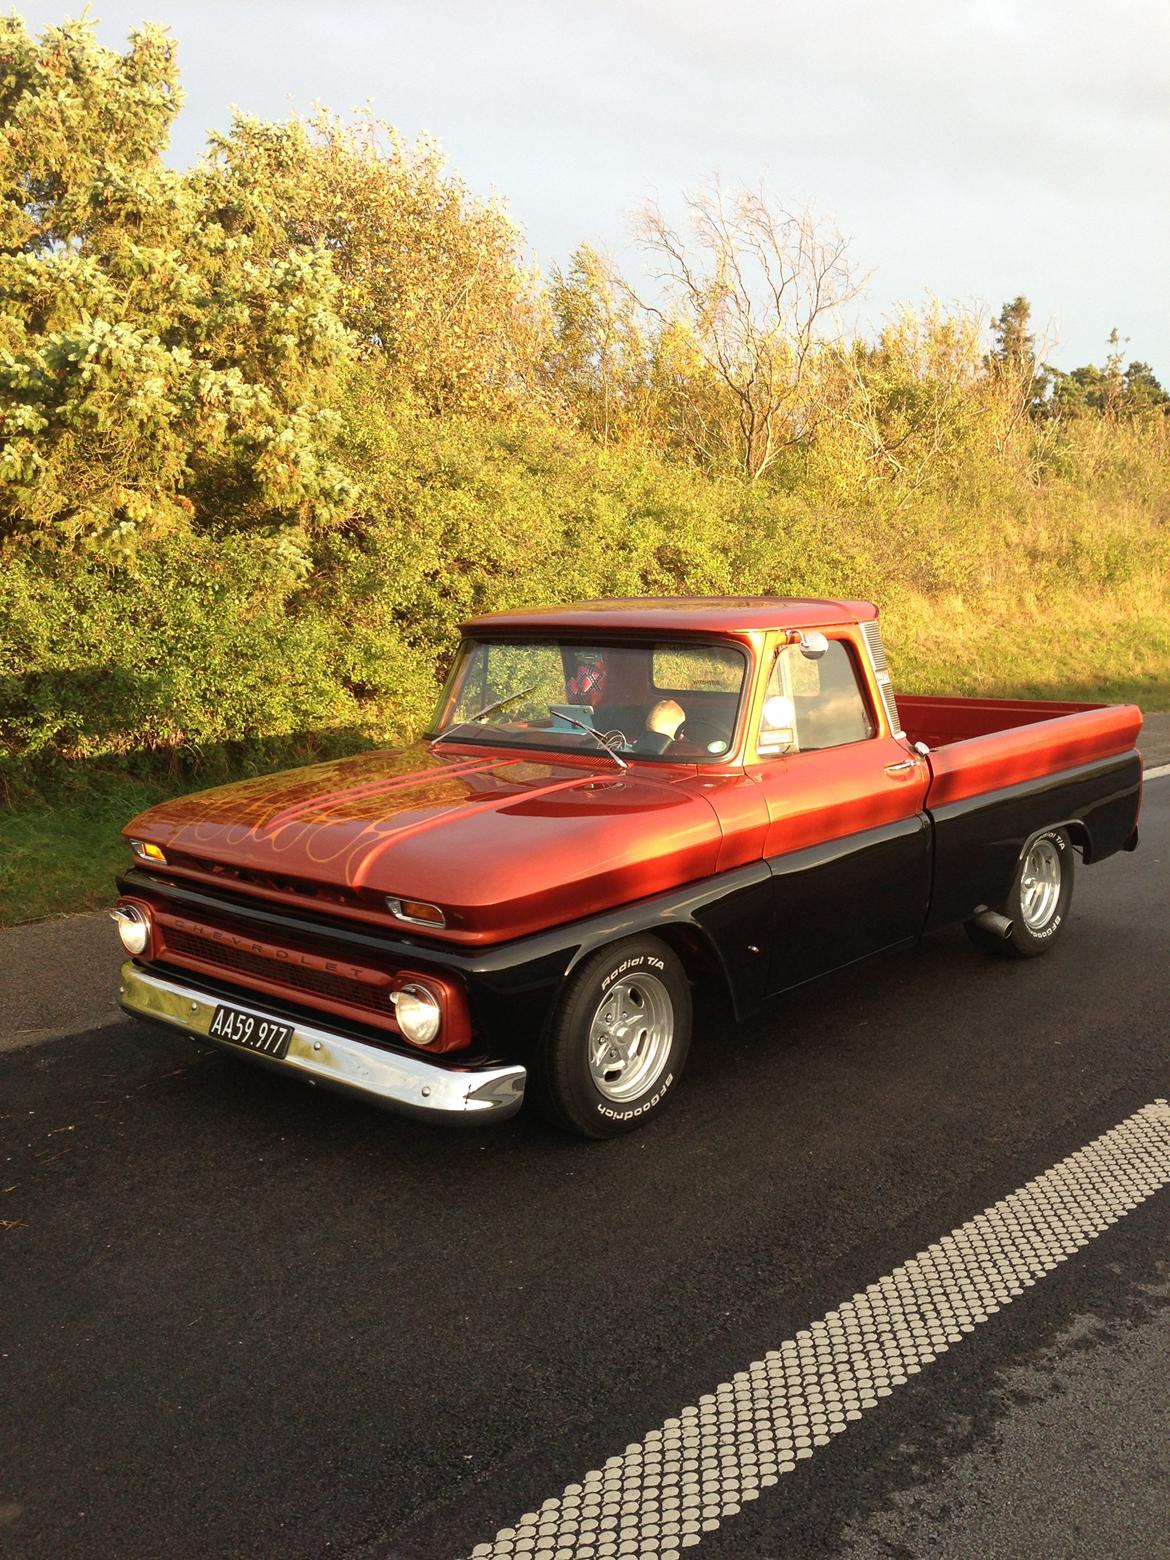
[567,651,688,754]
[636,698,686,754]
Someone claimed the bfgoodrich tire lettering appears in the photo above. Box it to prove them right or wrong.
[965,827,1075,959]
[532,936,692,1138]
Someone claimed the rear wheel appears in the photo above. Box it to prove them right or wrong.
[532,936,692,1138]
[965,827,1075,958]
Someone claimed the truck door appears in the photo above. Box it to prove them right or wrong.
[751,631,932,994]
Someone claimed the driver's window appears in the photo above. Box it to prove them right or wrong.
[758,640,876,755]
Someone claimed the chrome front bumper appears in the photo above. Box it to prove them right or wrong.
[118,962,526,1122]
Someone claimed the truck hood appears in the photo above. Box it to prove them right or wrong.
[125,743,725,943]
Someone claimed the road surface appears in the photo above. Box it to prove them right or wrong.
[2,779,1168,1560]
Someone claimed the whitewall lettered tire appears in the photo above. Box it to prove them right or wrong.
[532,936,692,1138]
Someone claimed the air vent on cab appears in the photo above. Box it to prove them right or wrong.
[860,620,903,737]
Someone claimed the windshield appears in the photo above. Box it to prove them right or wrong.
[430,637,750,762]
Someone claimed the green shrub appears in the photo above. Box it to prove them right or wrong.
[3,10,1168,823]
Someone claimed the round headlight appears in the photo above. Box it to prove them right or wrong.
[110,904,150,956]
[394,983,441,1047]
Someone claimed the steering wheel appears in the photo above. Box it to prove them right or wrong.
[673,717,728,752]
[547,706,629,752]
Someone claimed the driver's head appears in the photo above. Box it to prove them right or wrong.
[645,698,685,739]
[567,650,607,707]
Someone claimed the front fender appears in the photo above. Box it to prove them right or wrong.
[464,862,774,1046]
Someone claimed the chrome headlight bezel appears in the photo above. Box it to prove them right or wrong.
[110,903,151,957]
[392,983,442,1047]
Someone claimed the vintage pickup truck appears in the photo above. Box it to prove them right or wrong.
[113,597,1144,1136]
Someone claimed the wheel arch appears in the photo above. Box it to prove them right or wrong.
[655,919,738,1015]
[562,917,737,1013]
[1022,817,1093,863]
[468,863,774,1050]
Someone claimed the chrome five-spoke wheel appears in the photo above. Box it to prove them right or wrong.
[587,972,674,1102]
[965,827,1074,959]
[535,936,692,1137]
[1019,837,1062,931]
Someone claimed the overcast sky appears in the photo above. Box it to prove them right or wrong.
[21,0,1170,370]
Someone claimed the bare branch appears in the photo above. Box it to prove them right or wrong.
[633,178,864,478]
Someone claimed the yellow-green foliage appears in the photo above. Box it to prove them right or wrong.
[2,12,1168,812]
[0,18,355,556]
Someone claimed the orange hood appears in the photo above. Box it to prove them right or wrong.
[125,743,726,943]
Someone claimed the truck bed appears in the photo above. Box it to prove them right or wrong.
[901,695,1144,809]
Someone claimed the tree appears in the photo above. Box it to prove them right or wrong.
[193,112,546,419]
[813,303,989,505]
[1101,327,1128,417]
[634,179,863,480]
[1123,360,1170,415]
[1047,329,1169,420]
[0,14,181,255]
[989,296,1035,372]
[548,244,651,445]
[0,16,354,554]
[986,295,1049,419]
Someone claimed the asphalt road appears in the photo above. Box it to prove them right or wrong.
[3,780,1168,1560]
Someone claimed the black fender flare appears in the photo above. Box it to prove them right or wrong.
[1018,817,1093,863]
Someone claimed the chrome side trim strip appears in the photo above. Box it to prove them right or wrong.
[118,962,525,1122]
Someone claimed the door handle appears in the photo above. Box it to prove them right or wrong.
[884,758,920,775]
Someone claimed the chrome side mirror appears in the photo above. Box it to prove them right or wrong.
[798,630,828,660]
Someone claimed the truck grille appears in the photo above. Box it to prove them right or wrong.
[167,851,366,910]
[154,912,397,1028]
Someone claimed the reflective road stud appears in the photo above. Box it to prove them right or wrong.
[469,1100,1170,1559]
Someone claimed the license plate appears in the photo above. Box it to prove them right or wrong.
[207,1004,293,1058]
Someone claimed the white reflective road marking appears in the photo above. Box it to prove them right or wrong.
[469,1100,1170,1559]
[1144,762,1170,781]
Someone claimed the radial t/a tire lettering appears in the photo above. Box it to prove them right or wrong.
[532,935,692,1138]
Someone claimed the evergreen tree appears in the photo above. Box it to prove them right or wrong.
[987,296,1049,415]
[989,296,1036,372]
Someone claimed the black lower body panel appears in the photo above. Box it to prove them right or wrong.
[926,751,1142,932]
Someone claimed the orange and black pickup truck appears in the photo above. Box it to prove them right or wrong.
[113,597,1144,1137]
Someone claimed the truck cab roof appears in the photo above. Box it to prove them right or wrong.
[461,596,880,636]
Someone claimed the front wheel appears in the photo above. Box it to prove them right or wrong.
[532,936,692,1138]
[965,827,1075,958]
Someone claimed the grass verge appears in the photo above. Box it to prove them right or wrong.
[0,774,173,927]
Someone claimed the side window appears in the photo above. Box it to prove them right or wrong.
[651,645,744,693]
[757,640,876,755]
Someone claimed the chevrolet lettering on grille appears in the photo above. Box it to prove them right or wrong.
[165,915,379,985]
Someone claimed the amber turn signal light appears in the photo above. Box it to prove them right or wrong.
[129,839,167,864]
[384,897,446,927]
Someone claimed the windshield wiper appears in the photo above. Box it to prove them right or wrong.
[548,707,629,771]
[432,683,537,745]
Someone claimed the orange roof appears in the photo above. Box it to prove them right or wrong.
[462,596,878,636]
